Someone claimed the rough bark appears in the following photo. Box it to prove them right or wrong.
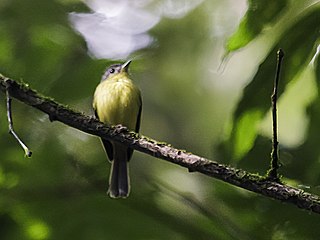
[1,75,320,214]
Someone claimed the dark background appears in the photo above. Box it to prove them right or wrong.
[1,0,320,239]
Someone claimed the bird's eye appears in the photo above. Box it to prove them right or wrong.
[109,68,115,74]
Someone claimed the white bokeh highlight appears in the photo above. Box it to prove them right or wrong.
[69,0,204,60]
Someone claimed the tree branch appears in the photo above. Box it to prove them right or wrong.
[1,74,320,214]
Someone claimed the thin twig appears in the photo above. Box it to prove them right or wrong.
[5,82,32,157]
[268,49,284,180]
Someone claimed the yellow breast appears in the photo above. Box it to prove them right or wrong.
[93,74,141,130]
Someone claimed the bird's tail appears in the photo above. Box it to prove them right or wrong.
[108,144,130,198]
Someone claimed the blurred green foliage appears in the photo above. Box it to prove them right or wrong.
[227,4,320,161]
[226,0,288,51]
[1,0,320,239]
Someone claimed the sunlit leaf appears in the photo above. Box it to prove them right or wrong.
[228,6,320,160]
[259,64,317,147]
[233,109,263,160]
[226,0,288,52]
[285,43,320,183]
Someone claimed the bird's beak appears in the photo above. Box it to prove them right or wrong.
[121,60,132,73]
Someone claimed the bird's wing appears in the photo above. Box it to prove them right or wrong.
[94,109,114,161]
[127,100,142,160]
[135,98,142,133]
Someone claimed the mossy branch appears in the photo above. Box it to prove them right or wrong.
[1,75,320,214]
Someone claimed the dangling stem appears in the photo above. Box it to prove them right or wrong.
[5,81,32,157]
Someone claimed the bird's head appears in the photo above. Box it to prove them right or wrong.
[101,60,131,81]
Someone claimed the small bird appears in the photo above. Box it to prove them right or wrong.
[93,60,142,198]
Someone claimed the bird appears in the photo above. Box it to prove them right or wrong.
[93,60,142,198]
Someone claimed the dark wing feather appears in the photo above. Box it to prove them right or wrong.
[135,98,142,133]
[94,109,114,161]
[127,100,142,160]
[101,139,114,161]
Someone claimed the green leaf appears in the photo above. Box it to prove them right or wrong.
[228,6,320,160]
[226,0,288,52]
[233,109,263,160]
